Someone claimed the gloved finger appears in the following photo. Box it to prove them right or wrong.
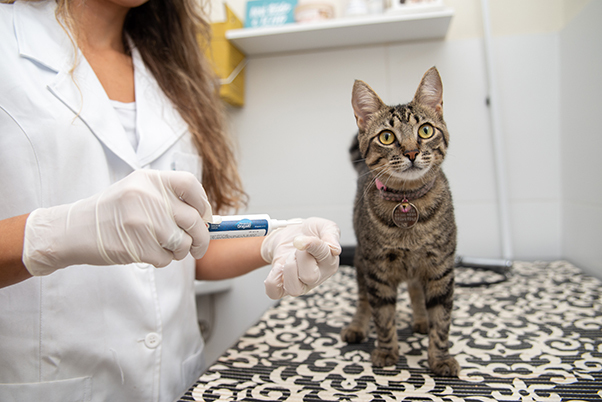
[282,252,307,297]
[148,247,177,268]
[154,221,187,260]
[170,232,193,261]
[318,225,343,256]
[320,254,340,281]
[294,235,333,262]
[296,235,339,283]
[264,263,285,300]
[189,228,210,259]
[294,249,321,287]
[162,171,213,222]
[304,218,342,256]
[170,200,210,259]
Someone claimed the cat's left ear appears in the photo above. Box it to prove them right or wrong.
[352,80,385,132]
[414,67,444,116]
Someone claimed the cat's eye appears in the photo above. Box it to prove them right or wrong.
[418,124,435,139]
[378,131,395,145]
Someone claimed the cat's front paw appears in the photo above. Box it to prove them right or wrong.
[371,348,398,367]
[429,356,460,377]
[340,325,367,344]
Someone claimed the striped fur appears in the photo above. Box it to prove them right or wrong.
[341,68,459,376]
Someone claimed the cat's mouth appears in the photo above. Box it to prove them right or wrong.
[392,164,431,181]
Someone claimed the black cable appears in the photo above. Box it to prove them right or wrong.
[455,256,513,287]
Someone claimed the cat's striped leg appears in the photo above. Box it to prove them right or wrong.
[341,267,371,344]
[424,267,459,376]
[368,291,399,367]
[362,267,400,367]
[408,278,428,334]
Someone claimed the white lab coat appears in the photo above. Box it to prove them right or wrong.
[0,2,206,401]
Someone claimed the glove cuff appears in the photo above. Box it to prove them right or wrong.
[22,208,64,276]
[260,236,272,264]
[260,227,285,264]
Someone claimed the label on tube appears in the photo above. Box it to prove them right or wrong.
[206,214,302,240]
[207,217,269,240]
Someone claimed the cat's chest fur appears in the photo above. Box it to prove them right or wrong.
[353,169,455,277]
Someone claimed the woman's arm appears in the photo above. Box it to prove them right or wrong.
[0,214,32,288]
[0,215,266,288]
[1,216,266,287]
[195,236,268,280]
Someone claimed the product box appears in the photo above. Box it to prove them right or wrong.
[245,0,298,28]
[388,0,444,14]
[204,4,246,107]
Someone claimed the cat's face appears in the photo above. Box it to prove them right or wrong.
[352,67,449,186]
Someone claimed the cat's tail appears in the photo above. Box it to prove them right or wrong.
[350,133,366,174]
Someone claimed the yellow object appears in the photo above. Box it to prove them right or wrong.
[206,5,246,107]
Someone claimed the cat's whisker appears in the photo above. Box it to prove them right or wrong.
[355,165,390,206]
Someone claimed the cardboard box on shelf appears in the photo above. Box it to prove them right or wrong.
[204,4,246,107]
[245,0,297,28]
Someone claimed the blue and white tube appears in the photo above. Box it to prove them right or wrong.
[206,214,302,240]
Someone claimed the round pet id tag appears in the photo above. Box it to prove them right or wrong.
[392,199,419,229]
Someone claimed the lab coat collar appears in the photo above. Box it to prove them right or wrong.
[14,0,71,73]
[132,46,189,167]
[14,1,188,170]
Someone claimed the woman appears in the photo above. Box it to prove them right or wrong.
[0,0,341,401]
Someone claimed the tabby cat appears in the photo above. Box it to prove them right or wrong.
[340,67,459,377]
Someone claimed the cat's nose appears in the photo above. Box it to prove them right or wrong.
[404,149,420,162]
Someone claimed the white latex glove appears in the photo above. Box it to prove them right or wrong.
[23,169,213,276]
[262,217,341,299]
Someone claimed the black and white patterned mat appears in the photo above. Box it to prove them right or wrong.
[180,261,602,401]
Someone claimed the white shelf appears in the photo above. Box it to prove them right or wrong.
[225,7,453,56]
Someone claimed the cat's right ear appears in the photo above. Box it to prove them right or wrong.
[352,80,385,132]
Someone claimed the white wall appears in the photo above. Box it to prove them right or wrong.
[199,0,601,366]
[230,35,565,259]
[559,0,602,279]
[226,5,567,259]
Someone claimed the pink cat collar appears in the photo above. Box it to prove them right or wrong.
[374,178,436,202]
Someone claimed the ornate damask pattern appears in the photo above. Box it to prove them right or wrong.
[180,261,602,401]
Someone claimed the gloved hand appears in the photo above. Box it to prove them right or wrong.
[262,217,341,299]
[23,169,213,276]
